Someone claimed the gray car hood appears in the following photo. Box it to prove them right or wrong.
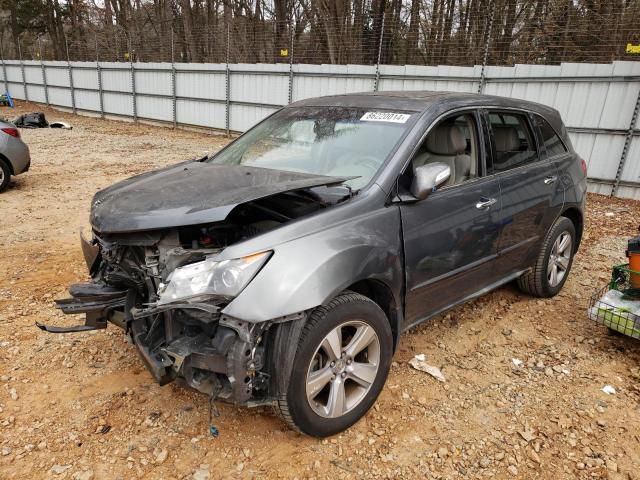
[90,161,348,233]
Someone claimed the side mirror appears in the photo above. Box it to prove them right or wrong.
[410,163,451,200]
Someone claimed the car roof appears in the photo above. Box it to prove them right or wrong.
[289,90,565,137]
[290,90,560,119]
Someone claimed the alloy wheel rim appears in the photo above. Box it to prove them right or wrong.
[0,168,4,183]
[306,320,381,418]
[548,232,572,287]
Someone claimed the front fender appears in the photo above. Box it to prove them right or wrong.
[222,205,403,322]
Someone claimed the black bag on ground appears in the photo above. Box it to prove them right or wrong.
[12,112,49,128]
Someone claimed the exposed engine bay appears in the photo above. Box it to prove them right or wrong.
[43,185,348,405]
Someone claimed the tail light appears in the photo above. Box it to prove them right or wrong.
[1,127,20,138]
[580,158,587,177]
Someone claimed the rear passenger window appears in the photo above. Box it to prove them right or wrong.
[488,112,538,173]
[533,115,567,159]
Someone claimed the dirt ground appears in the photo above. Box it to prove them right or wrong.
[0,102,639,480]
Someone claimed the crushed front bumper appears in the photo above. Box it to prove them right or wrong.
[43,283,269,405]
[40,230,273,405]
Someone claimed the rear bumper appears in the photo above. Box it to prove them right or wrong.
[6,138,31,175]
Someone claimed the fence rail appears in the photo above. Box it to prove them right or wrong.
[0,58,639,199]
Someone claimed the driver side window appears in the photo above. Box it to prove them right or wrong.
[411,112,480,188]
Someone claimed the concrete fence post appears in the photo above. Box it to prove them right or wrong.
[65,35,76,114]
[38,38,50,105]
[374,13,385,92]
[477,0,495,94]
[18,39,27,101]
[96,35,105,118]
[612,87,640,197]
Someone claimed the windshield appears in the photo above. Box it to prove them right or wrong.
[207,106,415,189]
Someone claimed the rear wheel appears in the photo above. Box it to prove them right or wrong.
[517,216,576,297]
[275,292,393,437]
[0,161,10,192]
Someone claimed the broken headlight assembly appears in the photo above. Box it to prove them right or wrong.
[157,251,271,303]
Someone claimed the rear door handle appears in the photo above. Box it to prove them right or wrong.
[544,175,557,185]
[476,197,497,210]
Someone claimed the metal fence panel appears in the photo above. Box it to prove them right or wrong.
[102,91,132,116]
[175,63,227,101]
[230,64,289,107]
[230,103,278,132]
[100,63,132,93]
[378,64,479,93]
[72,89,100,112]
[44,64,70,87]
[47,86,72,107]
[4,61,23,99]
[619,137,640,190]
[23,61,42,83]
[292,64,375,102]
[176,98,226,129]
[70,63,99,90]
[137,96,173,122]
[577,133,626,181]
[25,84,46,103]
[134,63,173,97]
[4,63,22,84]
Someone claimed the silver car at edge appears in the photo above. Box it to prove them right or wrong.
[0,119,31,192]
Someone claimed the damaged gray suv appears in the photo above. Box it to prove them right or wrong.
[43,91,586,437]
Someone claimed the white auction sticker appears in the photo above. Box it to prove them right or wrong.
[360,112,411,123]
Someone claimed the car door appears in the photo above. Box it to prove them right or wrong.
[400,109,503,327]
[485,109,565,278]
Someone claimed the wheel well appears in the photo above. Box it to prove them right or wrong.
[346,279,400,349]
[0,154,13,175]
[561,207,583,250]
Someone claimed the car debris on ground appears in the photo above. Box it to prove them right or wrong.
[10,112,72,129]
[601,385,617,395]
[408,354,446,382]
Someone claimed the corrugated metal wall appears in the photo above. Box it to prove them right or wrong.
[1,59,638,198]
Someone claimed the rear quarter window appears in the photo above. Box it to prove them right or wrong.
[533,115,568,159]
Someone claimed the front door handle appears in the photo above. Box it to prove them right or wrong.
[544,175,557,185]
[476,197,497,210]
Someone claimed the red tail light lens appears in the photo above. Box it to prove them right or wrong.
[580,158,587,177]
[1,127,20,138]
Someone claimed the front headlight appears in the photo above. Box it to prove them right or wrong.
[157,251,271,304]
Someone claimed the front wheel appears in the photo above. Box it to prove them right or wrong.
[517,216,576,297]
[275,292,393,437]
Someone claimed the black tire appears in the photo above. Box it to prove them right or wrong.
[0,160,10,192]
[274,292,393,437]
[517,216,576,298]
